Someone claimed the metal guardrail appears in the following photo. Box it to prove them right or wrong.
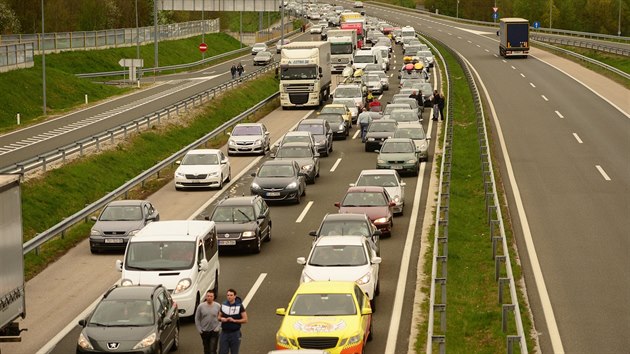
[0,42,34,72]
[0,20,219,54]
[23,63,280,255]
[530,34,630,56]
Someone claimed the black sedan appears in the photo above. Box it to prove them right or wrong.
[207,195,271,254]
[364,119,398,152]
[250,160,306,204]
[295,118,334,157]
[272,142,320,184]
[317,113,349,139]
[76,284,179,354]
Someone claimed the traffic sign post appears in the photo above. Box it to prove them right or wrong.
[492,7,498,22]
[199,43,208,53]
[533,21,540,29]
[492,12,498,20]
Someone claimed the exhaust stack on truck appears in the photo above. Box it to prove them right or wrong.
[0,175,26,344]
[498,18,529,58]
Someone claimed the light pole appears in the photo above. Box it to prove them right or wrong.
[41,0,46,115]
[281,1,285,47]
[202,0,205,59]
[456,0,459,18]
[549,0,553,28]
[153,0,158,80]
[619,0,622,36]
[135,0,140,82]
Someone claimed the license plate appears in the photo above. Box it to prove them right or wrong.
[105,238,124,243]
[219,240,236,246]
[267,192,281,197]
[391,165,402,170]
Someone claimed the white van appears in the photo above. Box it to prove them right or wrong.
[116,220,219,317]
[352,49,377,70]
[401,26,416,42]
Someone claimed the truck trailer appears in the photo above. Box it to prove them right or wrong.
[280,41,332,108]
[327,29,357,73]
[498,18,529,58]
[0,175,25,345]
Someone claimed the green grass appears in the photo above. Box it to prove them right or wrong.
[0,33,242,131]
[414,40,533,352]
[22,73,280,280]
[215,11,283,32]
[370,0,418,8]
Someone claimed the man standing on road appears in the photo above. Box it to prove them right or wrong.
[230,65,237,80]
[236,63,244,78]
[195,290,221,354]
[219,289,248,354]
[357,108,373,143]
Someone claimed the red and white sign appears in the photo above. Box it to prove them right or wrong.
[492,7,499,12]
[199,43,208,53]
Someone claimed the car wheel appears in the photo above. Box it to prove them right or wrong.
[315,167,320,177]
[170,325,179,351]
[90,247,98,254]
[264,224,272,242]
[329,142,333,152]
[253,233,262,254]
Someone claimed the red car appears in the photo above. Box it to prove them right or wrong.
[335,186,395,236]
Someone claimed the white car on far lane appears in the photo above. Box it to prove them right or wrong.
[174,149,231,190]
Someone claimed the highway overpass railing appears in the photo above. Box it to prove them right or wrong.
[22,62,279,255]
[0,42,34,73]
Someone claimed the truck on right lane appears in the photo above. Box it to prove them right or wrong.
[498,18,530,58]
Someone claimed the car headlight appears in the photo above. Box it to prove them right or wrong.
[129,229,141,236]
[228,139,236,146]
[277,334,290,346]
[133,332,156,349]
[175,171,185,177]
[356,272,371,285]
[301,164,313,171]
[393,195,401,203]
[242,231,255,237]
[251,182,261,190]
[301,272,314,283]
[77,332,93,349]
[255,139,263,145]
[407,159,417,164]
[90,229,101,236]
[208,171,219,177]
[174,278,192,294]
[287,181,298,189]
[377,159,385,164]
[339,124,345,130]
[374,217,389,224]
[419,142,428,150]
[367,137,375,141]
[342,333,363,345]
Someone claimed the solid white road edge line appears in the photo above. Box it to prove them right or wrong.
[330,158,342,172]
[296,201,314,223]
[189,110,314,220]
[595,165,611,181]
[243,273,268,308]
[384,149,427,354]
[37,110,314,354]
[462,56,565,352]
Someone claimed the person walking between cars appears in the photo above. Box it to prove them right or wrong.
[437,90,445,121]
[230,65,237,80]
[219,289,247,354]
[195,290,221,354]
[358,108,373,143]
[431,90,440,121]
[236,63,244,78]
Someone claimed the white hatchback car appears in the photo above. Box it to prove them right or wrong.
[174,149,231,190]
[351,169,406,215]
[251,43,268,55]
[297,235,381,305]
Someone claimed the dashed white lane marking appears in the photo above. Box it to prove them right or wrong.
[520,73,525,77]
[542,95,548,101]
[476,44,481,48]
[596,165,611,181]
[572,133,583,144]
[530,82,536,88]
[485,49,489,52]
[352,129,360,140]
[511,65,516,69]
[502,59,507,63]
[242,273,267,307]
[330,158,342,172]
[296,201,314,223]
[555,111,564,119]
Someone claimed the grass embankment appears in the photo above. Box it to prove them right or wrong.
[414,42,533,352]
[22,73,280,280]
[216,11,283,32]
[0,33,242,131]
[370,0,418,8]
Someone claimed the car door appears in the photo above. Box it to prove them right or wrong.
[255,198,270,239]
[294,161,306,191]
[365,240,379,291]
[219,151,230,180]
[156,289,177,350]
[262,124,270,150]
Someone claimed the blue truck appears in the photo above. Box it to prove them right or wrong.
[498,18,529,58]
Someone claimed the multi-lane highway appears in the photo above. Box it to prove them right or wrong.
[2,3,629,354]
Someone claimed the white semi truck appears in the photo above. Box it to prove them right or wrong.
[327,29,357,73]
[280,41,332,109]
[0,175,25,346]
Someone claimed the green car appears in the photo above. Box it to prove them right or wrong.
[375,138,420,176]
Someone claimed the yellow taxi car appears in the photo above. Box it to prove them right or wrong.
[321,104,354,126]
[275,281,372,354]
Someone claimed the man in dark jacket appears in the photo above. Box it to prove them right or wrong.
[236,63,244,78]
[230,65,237,79]
[219,289,248,354]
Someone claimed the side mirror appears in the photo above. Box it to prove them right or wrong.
[265,131,270,135]
[115,260,123,272]
[78,319,87,327]
[371,256,382,264]
[373,230,382,237]
[276,308,287,316]
[297,257,306,265]
[199,259,209,272]
[270,153,276,158]
[361,307,373,315]
[389,201,396,207]
[400,182,407,187]
[308,230,318,237]
[349,183,356,187]
[204,215,211,221]
[227,132,232,136]
[426,137,431,140]
[251,172,256,177]
[334,202,341,208]
[163,317,173,325]
[90,216,97,222]
[496,30,500,36]
[175,160,181,165]
[221,159,228,164]
[257,214,267,220]
[374,150,380,153]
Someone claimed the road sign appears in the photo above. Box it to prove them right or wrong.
[533,21,540,29]
[199,43,208,53]
[492,7,498,12]
[118,59,144,67]
[492,12,498,20]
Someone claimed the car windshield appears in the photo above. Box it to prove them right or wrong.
[257,164,295,177]
[395,127,426,139]
[232,125,262,136]
[335,87,361,97]
[354,55,374,63]
[331,43,353,54]
[320,115,342,125]
[381,141,414,153]
[283,135,311,144]
[368,122,397,132]
[333,99,356,109]
[100,206,143,221]
[89,299,154,327]
[281,66,318,80]
[390,111,417,122]
[319,220,370,237]
[394,99,417,108]
[181,153,219,165]
[321,107,345,115]
[384,105,409,115]
[211,206,254,223]
[253,44,266,49]
[276,146,312,158]
[357,174,398,187]
[297,124,324,135]
[289,294,356,316]
[125,241,196,271]
[342,191,387,207]
[309,245,367,266]
[401,71,422,80]
[256,52,271,58]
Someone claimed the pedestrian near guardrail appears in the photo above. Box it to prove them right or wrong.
[237,63,244,78]
[230,65,237,79]
[219,288,247,354]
